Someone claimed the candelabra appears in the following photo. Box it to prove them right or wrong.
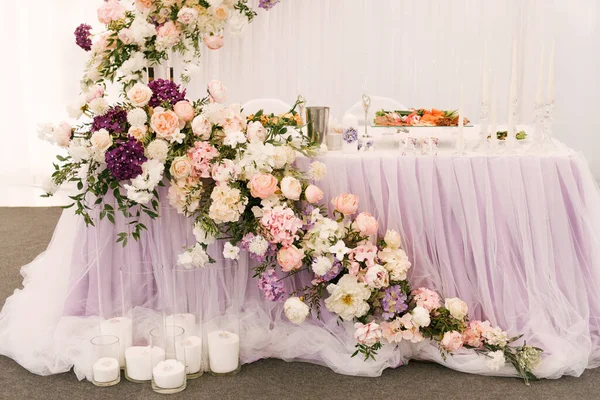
[473,101,489,152]
[361,94,372,138]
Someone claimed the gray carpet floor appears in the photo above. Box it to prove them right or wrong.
[0,207,599,400]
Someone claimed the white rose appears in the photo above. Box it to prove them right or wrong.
[193,224,216,245]
[127,108,148,127]
[280,176,302,200]
[177,7,198,24]
[207,79,227,103]
[90,129,113,152]
[284,297,310,324]
[127,83,153,107]
[354,322,383,346]
[191,114,212,139]
[445,297,468,320]
[246,121,267,143]
[364,264,389,289]
[146,139,169,162]
[411,306,431,328]
[486,350,506,371]
[312,256,333,276]
[89,98,109,116]
[170,156,193,180]
[384,230,402,249]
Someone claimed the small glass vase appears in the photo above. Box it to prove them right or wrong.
[91,335,121,387]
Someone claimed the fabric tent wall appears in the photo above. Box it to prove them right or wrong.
[1,0,599,206]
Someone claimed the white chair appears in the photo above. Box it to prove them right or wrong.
[344,96,407,125]
[242,98,292,116]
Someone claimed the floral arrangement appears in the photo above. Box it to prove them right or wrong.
[489,130,528,141]
[374,108,470,127]
[40,0,542,385]
[342,128,358,143]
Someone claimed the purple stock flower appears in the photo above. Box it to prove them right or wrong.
[258,269,286,301]
[74,24,92,52]
[322,259,343,282]
[147,79,187,108]
[91,107,128,133]
[105,136,147,181]
[381,285,408,320]
[258,0,281,10]
[343,128,358,144]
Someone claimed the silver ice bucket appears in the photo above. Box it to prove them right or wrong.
[306,107,330,144]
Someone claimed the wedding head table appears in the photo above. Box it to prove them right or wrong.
[2,141,600,380]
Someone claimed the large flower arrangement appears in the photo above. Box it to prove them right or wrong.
[40,0,542,385]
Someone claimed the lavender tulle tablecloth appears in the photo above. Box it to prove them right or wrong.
[1,147,600,380]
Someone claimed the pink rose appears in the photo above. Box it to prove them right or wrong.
[353,212,379,236]
[204,35,224,50]
[246,121,267,143]
[280,176,302,201]
[151,108,181,142]
[97,0,126,24]
[441,331,464,352]
[250,173,278,199]
[192,115,212,139]
[277,245,304,272]
[354,322,383,346]
[305,184,324,204]
[364,265,389,288]
[174,101,195,122]
[331,193,359,215]
[84,85,105,103]
[207,80,227,103]
[127,83,153,107]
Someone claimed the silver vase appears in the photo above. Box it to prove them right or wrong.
[306,107,330,144]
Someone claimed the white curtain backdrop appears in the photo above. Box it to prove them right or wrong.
[1,0,599,206]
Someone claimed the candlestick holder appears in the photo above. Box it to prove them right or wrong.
[542,100,558,152]
[473,101,490,152]
[454,129,467,156]
[504,98,519,152]
[297,95,306,125]
[91,335,121,387]
[361,94,372,138]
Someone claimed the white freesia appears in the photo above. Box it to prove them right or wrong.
[284,297,310,324]
[193,224,216,245]
[486,350,506,371]
[445,298,468,320]
[223,242,240,260]
[223,131,247,148]
[312,256,333,276]
[88,98,109,116]
[249,235,269,256]
[127,108,148,127]
[411,306,431,328]
[324,275,371,321]
[329,240,350,260]
[146,139,169,162]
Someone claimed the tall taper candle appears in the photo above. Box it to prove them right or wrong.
[482,42,489,104]
[536,45,545,104]
[490,83,498,146]
[509,39,518,102]
[547,40,555,102]
[458,85,465,147]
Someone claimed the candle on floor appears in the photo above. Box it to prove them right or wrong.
[153,359,186,389]
[207,330,240,374]
[166,313,196,338]
[93,357,120,384]
[100,317,133,368]
[125,346,165,382]
[183,335,202,375]
[342,113,358,129]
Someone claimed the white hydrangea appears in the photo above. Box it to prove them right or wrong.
[146,139,169,162]
[129,16,157,45]
[312,256,333,276]
[89,98,109,116]
[120,52,146,79]
[123,159,165,204]
[486,350,506,371]
[237,141,276,179]
[248,235,269,256]
[127,108,148,127]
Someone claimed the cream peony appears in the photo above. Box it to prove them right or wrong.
[324,275,371,321]
[85,85,105,103]
[246,121,267,143]
[284,297,310,324]
[445,298,468,320]
[441,331,464,351]
[204,34,224,50]
[384,230,402,249]
[128,126,147,141]
[305,184,324,204]
[353,212,379,236]
[177,7,198,25]
[486,350,506,371]
[411,306,431,328]
[54,122,72,148]
[170,156,193,180]
[207,80,227,103]
[90,129,113,153]
[280,176,302,201]
[127,83,153,107]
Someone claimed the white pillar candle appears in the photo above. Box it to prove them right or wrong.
[125,346,156,381]
[547,40,555,102]
[207,330,240,374]
[183,336,202,374]
[93,357,120,383]
[166,313,196,338]
[342,113,359,129]
[100,317,133,367]
[536,45,545,104]
[153,360,185,389]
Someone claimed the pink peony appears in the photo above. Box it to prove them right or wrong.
[246,121,267,143]
[192,115,212,139]
[353,212,379,236]
[260,206,303,247]
[354,322,383,346]
[250,173,279,199]
[331,193,359,215]
[277,245,304,272]
[97,0,126,24]
[174,101,195,122]
[54,122,73,148]
[411,287,442,311]
[85,85,105,103]
[304,184,324,204]
[188,141,219,178]
[204,34,224,50]
[441,331,464,352]
[208,80,227,103]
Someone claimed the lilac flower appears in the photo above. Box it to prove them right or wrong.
[147,79,187,108]
[91,107,128,133]
[343,128,358,144]
[258,0,281,10]
[258,269,286,301]
[322,259,343,282]
[74,24,92,52]
[105,136,147,181]
[381,285,408,320]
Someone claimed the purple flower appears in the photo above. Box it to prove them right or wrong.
[258,0,281,10]
[105,136,147,181]
[322,259,343,282]
[91,107,128,133]
[258,269,286,301]
[343,128,358,144]
[381,285,408,320]
[74,24,92,52]
[147,79,187,108]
